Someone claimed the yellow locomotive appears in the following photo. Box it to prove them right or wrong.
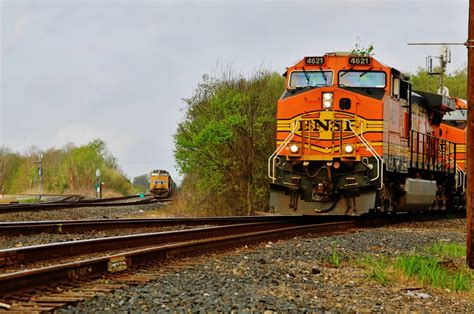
[149,169,173,198]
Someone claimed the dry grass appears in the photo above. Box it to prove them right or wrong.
[0,197,17,204]
[141,192,197,218]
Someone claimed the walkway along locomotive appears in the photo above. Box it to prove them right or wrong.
[268,52,466,215]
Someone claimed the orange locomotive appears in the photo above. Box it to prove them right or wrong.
[440,98,467,193]
[268,52,464,215]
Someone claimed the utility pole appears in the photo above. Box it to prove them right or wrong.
[467,0,474,268]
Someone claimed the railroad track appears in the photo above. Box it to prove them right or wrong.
[0,212,461,312]
[0,219,354,312]
[0,194,168,213]
[0,216,334,236]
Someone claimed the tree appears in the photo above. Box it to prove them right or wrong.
[174,71,284,216]
[0,139,132,195]
[0,147,23,193]
[133,174,149,191]
[408,66,467,99]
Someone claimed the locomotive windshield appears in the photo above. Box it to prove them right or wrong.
[289,71,333,88]
[338,71,386,88]
[443,109,467,129]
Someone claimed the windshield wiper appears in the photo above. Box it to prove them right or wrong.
[302,66,310,84]
[292,84,326,92]
[340,67,353,77]
[359,67,374,78]
[319,66,328,86]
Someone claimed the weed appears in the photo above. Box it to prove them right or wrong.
[356,255,390,285]
[354,242,472,292]
[328,247,342,268]
[429,241,465,259]
[394,254,471,291]
[18,198,37,204]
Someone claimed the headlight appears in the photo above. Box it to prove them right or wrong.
[323,92,333,101]
[289,144,299,153]
[323,100,332,109]
[344,144,354,154]
[322,92,333,109]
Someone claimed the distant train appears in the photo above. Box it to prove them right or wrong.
[149,170,174,198]
[268,52,466,216]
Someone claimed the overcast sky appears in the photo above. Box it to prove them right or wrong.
[0,0,469,182]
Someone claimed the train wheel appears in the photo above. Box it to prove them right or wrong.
[383,198,393,213]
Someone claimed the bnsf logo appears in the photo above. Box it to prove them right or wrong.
[281,111,382,141]
[299,119,354,133]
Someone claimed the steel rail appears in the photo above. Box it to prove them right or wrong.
[0,194,151,208]
[0,221,354,295]
[0,197,163,213]
[0,216,327,235]
[0,221,305,267]
[2,194,146,205]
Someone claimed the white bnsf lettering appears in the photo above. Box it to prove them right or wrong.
[299,119,354,132]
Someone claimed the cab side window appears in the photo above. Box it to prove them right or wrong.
[392,76,410,101]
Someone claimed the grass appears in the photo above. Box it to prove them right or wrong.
[355,241,473,292]
[394,254,471,291]
[18,198,39,204]
[328,246,342,268]
[356,255,390,285]
[429,241,466,258]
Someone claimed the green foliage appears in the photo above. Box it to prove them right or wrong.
[8,154,36,193]
[351,42,374,56]
[101,167,132,195]
[429,241,466,259]
[394,254,471,291]
[0,148,23,192]
[174,71,284,215]
[356,255,390,285]
[408,66,467,99]
[18,198,37,204]
[133,174,150,192]
[0,139,131,196]
[328,246,342,268]
[355,242,471,292]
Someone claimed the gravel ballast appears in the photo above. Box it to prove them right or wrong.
[62,218,473,312]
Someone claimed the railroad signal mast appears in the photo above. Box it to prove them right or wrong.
[424,45,451,94]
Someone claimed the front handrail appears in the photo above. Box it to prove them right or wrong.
[345,120,384,190]
[268,119,301,182]
[439,144,464,192]
[455,165,466,192]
